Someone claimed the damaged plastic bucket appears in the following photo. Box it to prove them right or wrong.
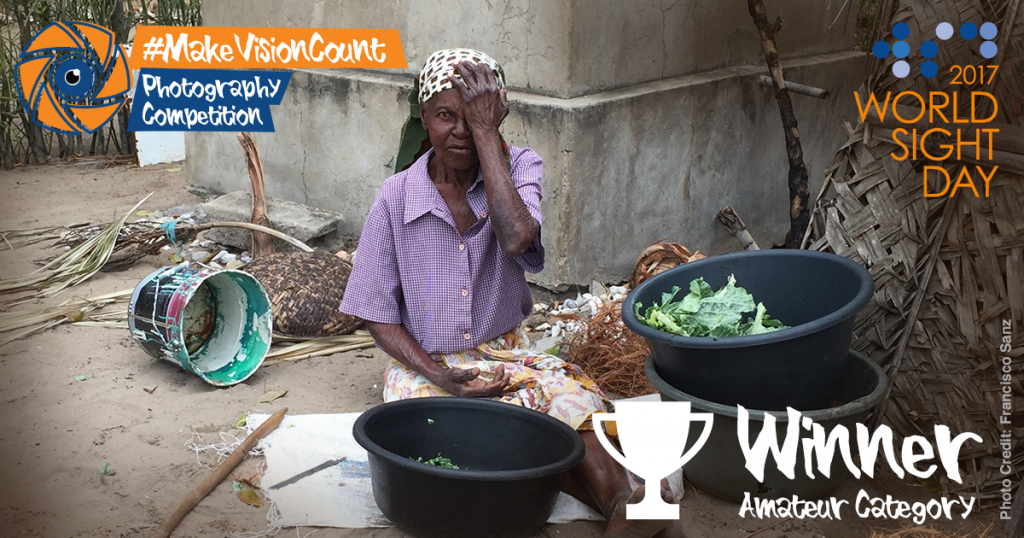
[128,264,273,386]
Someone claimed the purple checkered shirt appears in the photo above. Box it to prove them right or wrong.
[339,146,545,354]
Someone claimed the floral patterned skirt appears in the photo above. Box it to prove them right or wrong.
[383,326,610,431]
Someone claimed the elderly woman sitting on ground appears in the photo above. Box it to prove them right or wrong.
[340,48,681,538]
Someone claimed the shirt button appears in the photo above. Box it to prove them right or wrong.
[480,211,487,217]
[459,243,466,251]
[464,332,471,340]
[461,289,468,297]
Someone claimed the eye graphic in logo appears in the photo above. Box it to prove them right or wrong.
[15,22,132,135]
[873,21,999,79]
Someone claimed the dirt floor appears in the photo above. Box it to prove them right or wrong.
[0,163,1010,538]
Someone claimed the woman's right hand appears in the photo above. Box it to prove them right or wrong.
[436,364,512,398]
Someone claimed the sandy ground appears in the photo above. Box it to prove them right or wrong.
[0,163,1009,538]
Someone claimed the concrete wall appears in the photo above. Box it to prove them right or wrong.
[199,0,856,97]
[186,0,866,290]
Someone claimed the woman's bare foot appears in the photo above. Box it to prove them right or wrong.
[603,486,684,538]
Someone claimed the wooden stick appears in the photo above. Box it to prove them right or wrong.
[152,407,288,538]
[192,222,313,253]
[757,75,829,100]
[716,207,761,250]
[237,133,275,258]
[747,0,811,249]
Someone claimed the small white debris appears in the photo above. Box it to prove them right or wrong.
[562,299,577,310]
[551,324,561,338]
[211,250,229,263]
[609,286,629,296]
[612,293,624,301]
[534,323,551,331]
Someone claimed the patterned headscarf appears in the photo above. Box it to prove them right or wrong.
[417,48,505,105]
[394,48,510,173]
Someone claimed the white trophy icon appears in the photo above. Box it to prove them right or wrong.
[592,401,714,520]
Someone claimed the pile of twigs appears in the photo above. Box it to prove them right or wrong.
[563,298,656,398]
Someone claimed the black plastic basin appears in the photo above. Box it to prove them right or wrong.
[622,250,873,410]
[646,351,886,502]
[352,398,585,538]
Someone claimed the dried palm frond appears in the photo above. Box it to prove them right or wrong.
[629,241,705,289]
[0,289,132,347]
[262,330,376,365]
[0,196,149,303]
[0,222,91,250]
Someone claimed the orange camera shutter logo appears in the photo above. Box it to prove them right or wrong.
[15,21,132,135]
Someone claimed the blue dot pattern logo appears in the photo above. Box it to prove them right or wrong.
[920,41,937,59]
[872,21,999,79]
[961,22,978,40]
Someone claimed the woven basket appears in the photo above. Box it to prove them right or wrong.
[243,250,362,338]
[629,241,706,289]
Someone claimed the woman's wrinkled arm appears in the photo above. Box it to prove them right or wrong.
[450,61,539,258]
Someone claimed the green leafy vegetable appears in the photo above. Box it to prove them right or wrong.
[634,275,789,337]
[410,452,460,469]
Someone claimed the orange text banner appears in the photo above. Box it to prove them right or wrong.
[128,26,407,69]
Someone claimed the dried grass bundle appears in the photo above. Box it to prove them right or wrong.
[263,330,376,365]
[564,298,657,398]
[629,241,705,289]
[0,289,132,346]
